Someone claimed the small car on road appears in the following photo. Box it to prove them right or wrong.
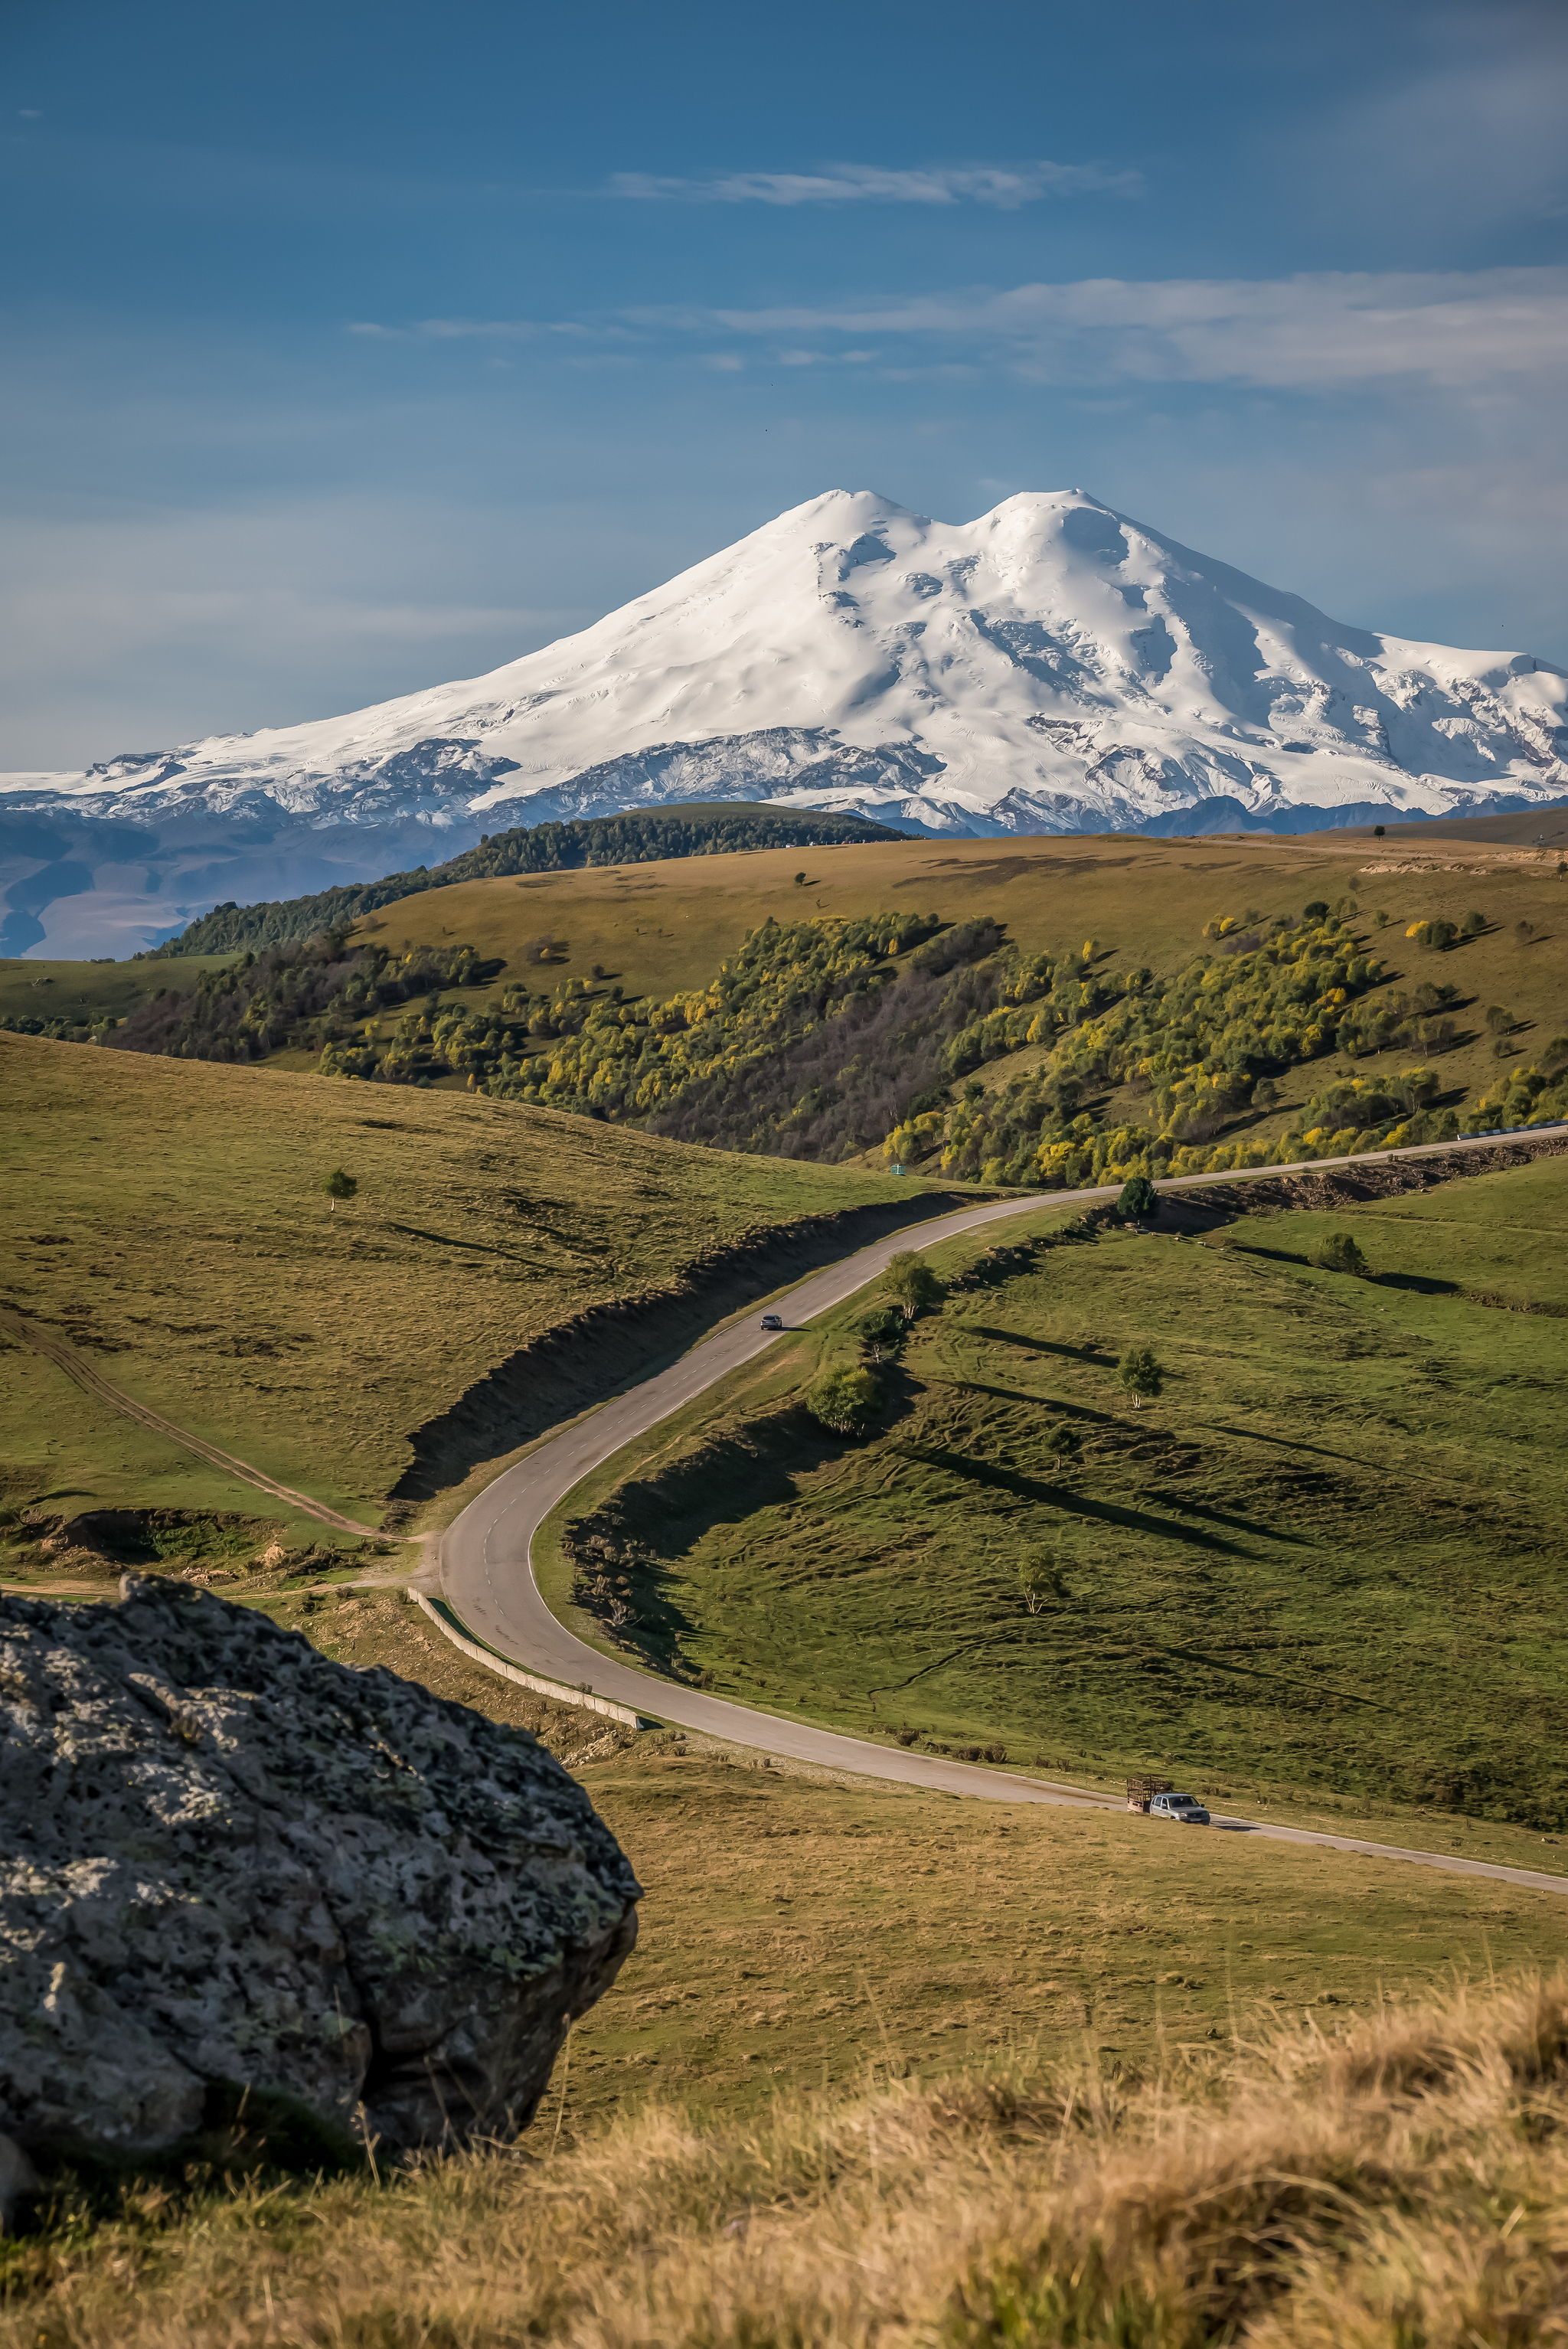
[759,1312,785,1331]
[1148,1791,1210,1825]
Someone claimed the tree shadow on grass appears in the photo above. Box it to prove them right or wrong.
[1214,1423,1388,1471]
[965,1324,1109,1364]
[908,1444,1260,1558]
[1140,1488,1311,1545]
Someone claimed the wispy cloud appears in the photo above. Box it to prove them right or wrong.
[348,269,1568,394]
[681,268,1568,389]
[607,160,1140,207]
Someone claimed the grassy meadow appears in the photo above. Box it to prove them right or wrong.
[541,1151,1568,1833]
[0,1034,931,1550]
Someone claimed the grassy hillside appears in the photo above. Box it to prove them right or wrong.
[147,802,903,958]
[86,851,1563,1187]
[11,824,1563,1168]
[0,1034,936,1550]
[541,1149,1568,1828]
[0,951,229,1041]
[146,1579,1568,2135]
[9,1925,1568,2344]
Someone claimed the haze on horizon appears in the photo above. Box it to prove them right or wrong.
[2,0,1565,773]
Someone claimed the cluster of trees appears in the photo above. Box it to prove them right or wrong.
[320,910,1011,1152]
[1405,910,1487,953]
[886,910,1385,1188]
[1334,980,1462,1060]
[106,934,500,1063]
[1287,1066,1449,1155]
[805,1252,942,1433]
[145,807,900,958]
[1,1011,117,1044]
[1462,1034,1568,1136]
[78,884,1566,1174]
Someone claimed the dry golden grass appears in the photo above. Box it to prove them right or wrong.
[12,1972,1568,2346]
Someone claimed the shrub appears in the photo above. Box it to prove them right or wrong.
[1116,1174,1158,1222]
[1303,899,1329,922]
[884,1251,943,1320]
[805,1365,880,1434]
[1462,910,1487,936]
[1117,1346,1164,1403]
[1315,1230,1370,1276]
[848,1305,905,1364]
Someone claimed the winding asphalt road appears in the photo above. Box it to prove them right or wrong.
[440,1127,1568,1901]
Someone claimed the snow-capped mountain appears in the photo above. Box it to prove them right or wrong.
[5,488,1565,956]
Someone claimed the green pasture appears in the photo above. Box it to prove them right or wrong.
[542,1154,1568,1838]
[0,1034,930,1553]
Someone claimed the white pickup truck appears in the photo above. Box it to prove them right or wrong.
[1148,1791,1210,1825]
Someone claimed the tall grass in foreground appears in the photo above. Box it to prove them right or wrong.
[9,1974,1568,2344]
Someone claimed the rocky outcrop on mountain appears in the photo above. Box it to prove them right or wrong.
[0,1576,639,2162]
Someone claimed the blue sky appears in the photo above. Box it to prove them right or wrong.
[3,0,1565,769]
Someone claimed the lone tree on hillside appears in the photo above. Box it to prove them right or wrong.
[805,1364,880,1435]
[323,1168,358,1212]
[1042,1423,1082,1469]
[1303,900,1329,923]
[1018,1549,1065,1615]
[1116,1174,1158,1224]
[884,1251,942,1321]
[1315,1231,1370,1277]
[1117,1345,1163,1407]
[848,1305,906,1364]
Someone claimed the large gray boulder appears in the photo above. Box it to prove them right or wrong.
[0,1576,639,2162]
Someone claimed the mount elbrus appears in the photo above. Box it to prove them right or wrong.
[5,488,1564,956]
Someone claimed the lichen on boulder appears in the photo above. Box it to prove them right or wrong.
[0,1575,639,2161]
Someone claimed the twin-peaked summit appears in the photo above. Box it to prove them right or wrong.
[4,488,1565,956]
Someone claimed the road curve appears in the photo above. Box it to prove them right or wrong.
[440,1128,1568,1900]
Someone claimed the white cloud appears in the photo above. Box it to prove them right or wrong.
[684,268,1568,390]
[607,160,1139,207]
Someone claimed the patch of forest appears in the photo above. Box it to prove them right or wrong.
[60,886,1568,1180]
[141,805,903,958]
[101,935,500,1063]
